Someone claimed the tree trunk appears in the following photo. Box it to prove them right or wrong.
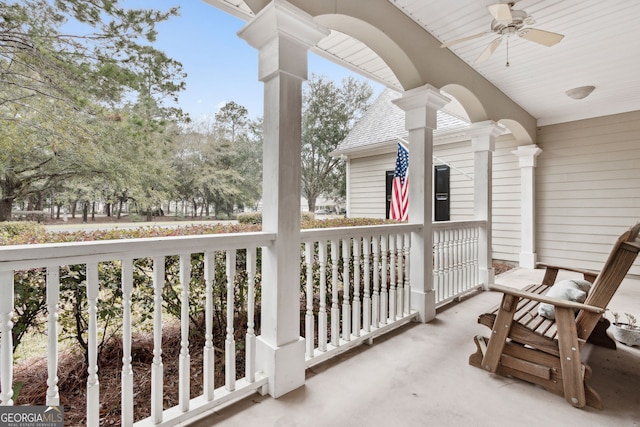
[91,201,95,221]
[82,202,89,223]
[0,198,12,221]
[308,196,317,213]
[105,203,111,217]
[56,204,61,220]
[71,200,77,219]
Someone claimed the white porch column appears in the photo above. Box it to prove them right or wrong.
[392,85,450,323]
[513,144,543,268]
[467,121,504,289]
[238,0,329,398]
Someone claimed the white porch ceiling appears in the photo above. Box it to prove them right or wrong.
[203,0,640,126]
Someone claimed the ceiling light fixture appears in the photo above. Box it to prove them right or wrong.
[565,85,595,100]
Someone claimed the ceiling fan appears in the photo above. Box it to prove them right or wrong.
[440,2,564,65]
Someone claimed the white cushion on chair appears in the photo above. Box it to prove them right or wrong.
[537,279,592,320]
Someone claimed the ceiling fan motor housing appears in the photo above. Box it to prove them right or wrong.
[491,9,532,35]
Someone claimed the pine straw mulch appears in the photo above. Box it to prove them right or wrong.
[14,322,236,426]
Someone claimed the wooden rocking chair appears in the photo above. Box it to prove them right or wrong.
[469,223,640,409]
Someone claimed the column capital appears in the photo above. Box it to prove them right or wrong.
[392,84,450,131]
[238,0,329,81]
[512,144,543,168]
[467,120,505,152]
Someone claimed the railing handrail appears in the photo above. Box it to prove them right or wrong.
[300,223,421,243]
[432,219,487,231]
[0,231,276,271]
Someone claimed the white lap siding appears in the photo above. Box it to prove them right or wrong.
[349,152,395,219]
[492,136,523,263]
[536,111,640,275]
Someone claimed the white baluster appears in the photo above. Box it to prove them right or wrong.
[380,234,388,325]
[341,239,351,341]
[151,257,164,424]
[318,241,328,351]
[0,270,14,406]
[203,251,215,400]
[245,248,256,383]
[304,243,315,357]
[46,267,60,406]
[473,226,480,285]
[225,250,236,392]
[434,229,442,304]
[463,227,471,289]
[404,232,411,315]
[455,228,462,295]
[351,238,361,337]
[362,236,371,333]
[330,240,340,346]
[444,229,451,299]
[86,262,99,427]
[121,259,133,425]
[389,235,397,321]
[396,233,404,318]
[179,255,191,412]
[371,235,380,328]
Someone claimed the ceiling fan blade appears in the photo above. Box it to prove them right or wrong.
[487,3,512,21]
[440,31,489,48]
[519,28,564,46]
[475,37,502,63]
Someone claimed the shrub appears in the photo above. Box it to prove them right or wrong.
[0,222,47,245]
[237,212,262,225]
[301,212,315,222]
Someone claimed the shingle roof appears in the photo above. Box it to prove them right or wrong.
[334,88,468,155]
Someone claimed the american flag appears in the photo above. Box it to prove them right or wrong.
[390,143,409,221]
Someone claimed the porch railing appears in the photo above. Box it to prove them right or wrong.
[0,233,275,427]
[0,220,485,426]
[433,220,485,307]
[300,223,421,367]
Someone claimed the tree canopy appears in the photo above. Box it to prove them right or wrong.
[0,0,186,221]
[301,74,373,213]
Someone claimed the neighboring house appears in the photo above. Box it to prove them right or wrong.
[333,89,640,275]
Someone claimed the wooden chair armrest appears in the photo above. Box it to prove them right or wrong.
[536,263,599,284]
[536,263,599,277]
[488,284,605,314]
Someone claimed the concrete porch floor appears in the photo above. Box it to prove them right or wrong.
[190,268,640,427]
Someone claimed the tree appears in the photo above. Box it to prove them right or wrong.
[174,103,262,218]
[215,101,248,144]
[0,0,186,221]
[301,74,373,212]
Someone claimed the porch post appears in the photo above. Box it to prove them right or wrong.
[392,85,450,323]
[467,121,504,289]
[513,144,543,268]
[238,0,329,398]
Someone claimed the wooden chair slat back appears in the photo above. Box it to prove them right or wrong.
[575,223,640,340]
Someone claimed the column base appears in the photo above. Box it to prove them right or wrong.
[410,289,436,323]
[519,252,537,269]
[256,336,305,398]
[480,267,495,290]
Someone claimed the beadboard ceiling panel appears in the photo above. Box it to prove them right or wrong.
[204,0,640,126]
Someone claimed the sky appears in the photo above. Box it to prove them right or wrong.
[124,1,383,121]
